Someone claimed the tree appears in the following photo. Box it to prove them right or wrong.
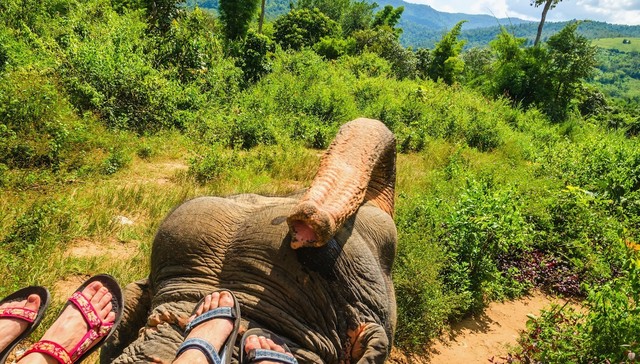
[273,8,339,50]
[489,23,597,122]
[340,1,377,37]
[427,21,466,85]
[415,48,432,79]
[531,0,564,46]
[297,0,350,22]
[461,47,493,85]
[372,5,404,34]
[545,21,597,120]
[144,0,181,33]
[258,0,265,33]
[219,0,260,41]
[352,27,416,79]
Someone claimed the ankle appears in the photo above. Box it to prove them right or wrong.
[174,348,210,364]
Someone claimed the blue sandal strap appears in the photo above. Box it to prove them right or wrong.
[185,306,235,334]
[176,338,222,364]
[247,349,298,364]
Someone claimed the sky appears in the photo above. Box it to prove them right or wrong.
[403,0,640,26]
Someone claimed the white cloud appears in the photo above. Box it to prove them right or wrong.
[404,0,640,25]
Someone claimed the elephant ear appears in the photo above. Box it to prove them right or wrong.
[287,118,396,249]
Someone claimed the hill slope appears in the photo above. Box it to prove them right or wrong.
[187,0,640,48]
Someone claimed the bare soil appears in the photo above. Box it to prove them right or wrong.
[389,291,569,364]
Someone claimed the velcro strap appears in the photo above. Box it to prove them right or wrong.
[0,307,37,322]
[69,291,101,329]
[185,306,235,334]
[20,340,72,364]
[247,349,298,364]
[176,338,221,364]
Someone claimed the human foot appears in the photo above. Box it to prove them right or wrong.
[241,329,298,364]
[0,286,50,363]
[18,275,122,364]
[0,294,41,352]
[174,290,240,364]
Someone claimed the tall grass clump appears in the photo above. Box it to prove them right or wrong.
[394,192,453,348]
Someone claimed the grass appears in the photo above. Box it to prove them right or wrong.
[592,37,640,52]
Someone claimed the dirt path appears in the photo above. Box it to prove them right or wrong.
[390,291,569,363]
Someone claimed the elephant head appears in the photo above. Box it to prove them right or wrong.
[102,118,398,363]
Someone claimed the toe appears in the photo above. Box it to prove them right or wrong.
[218,291,234,308]
[245,335,261,352]
[83,281,102,298]
[25,294,41,311]
[266,338,286,353]
[90,286,108,306]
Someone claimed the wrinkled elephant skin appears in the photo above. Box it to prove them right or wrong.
[102,118,398,364]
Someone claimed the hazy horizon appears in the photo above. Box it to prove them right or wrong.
[403,0,640,26]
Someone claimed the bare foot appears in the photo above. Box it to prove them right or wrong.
[244,334,297,364]
[173,291,235,364]
[17,281,116,364]
[0,294,41,352]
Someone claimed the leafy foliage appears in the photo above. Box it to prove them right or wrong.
[506,249,640,363]
[488,22,597,121]
[427,21,466,85]
[219,0,260,41]
[273,7,339,51]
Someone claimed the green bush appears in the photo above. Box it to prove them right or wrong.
[441,179,532,314]
[393,193,455,347]
[512,248,640,362]
[61,9,195,134]
[313,36,355,60]
[273,8,339,51]
[238,30,274,84]
[0,66,74,169]
[1,200,71,255]
[101,148,131,175]
[188,144,241,184]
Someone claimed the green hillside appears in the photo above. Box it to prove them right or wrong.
[186,0,640,48]
[592,37,640,52]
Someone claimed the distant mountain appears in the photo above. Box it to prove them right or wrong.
[404,20,640,49]
[369,0,640,48]
[187,0,640,49]
[369,0,532,31]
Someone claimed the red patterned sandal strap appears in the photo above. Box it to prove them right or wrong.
[0,307,37,322]
[66,298,114,361]
[68,291,101,329]
[19,340,72,364]
[68,322,111,362]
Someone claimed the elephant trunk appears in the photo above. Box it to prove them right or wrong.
[287,118,396,249]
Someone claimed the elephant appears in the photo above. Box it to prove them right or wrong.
[101,118,398,364]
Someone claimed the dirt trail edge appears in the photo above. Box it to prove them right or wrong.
[390,291,569,364]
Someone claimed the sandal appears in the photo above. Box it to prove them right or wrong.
[240,328,298,364]
[0,286,50,363]
[19,274,123,364]
[175,289,241,364]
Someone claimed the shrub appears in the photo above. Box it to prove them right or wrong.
[1,200,71,255]
[441,179,532,314]
[238,30,274,84]
[393,193,455,347]
[101,148,131,175]
[273,8,339,51]
[61,9,194,134]
[313,36,355,60]
[188,144,240,184]
[510,248,640,363]
[0,67,74,169]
